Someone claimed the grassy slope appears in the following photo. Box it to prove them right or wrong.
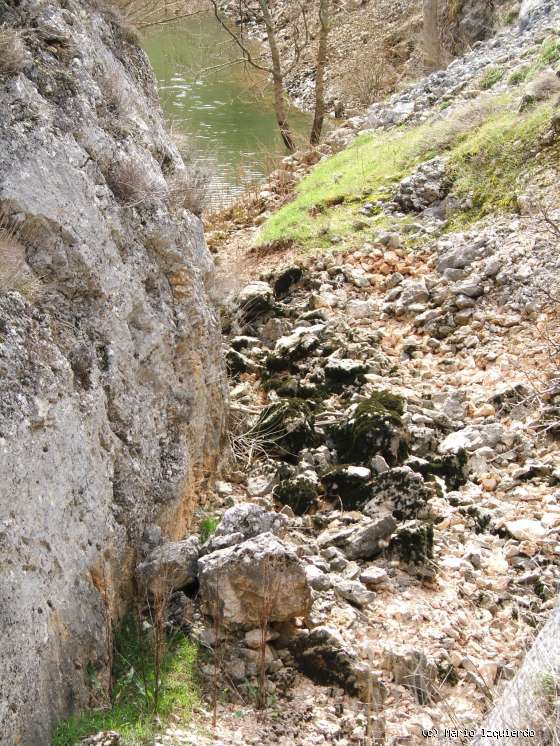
[258,35,560,252]
[258,101,556,250]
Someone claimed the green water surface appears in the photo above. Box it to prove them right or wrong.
[143,15,311,205]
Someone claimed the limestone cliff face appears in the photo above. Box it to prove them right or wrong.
[0,1,226,742]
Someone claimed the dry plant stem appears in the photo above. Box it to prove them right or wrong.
[113,0,205,29]
[102,562,114,704]
[211,577,224,730]
[257,556,279,711]
[136,602,149,708]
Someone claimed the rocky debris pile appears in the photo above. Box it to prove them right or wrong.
[202,208,560,741]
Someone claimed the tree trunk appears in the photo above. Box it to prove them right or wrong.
[310,0,329,146]
[257,0,296,152]
[423,0,441,72]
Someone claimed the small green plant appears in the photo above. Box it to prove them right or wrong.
[540,36,560,67]
[505,8,519,24]
[53,615,199,746]
[509,66,530,86]
[199,515,219,544]
[479,66,504,90]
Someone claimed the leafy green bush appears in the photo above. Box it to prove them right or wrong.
[199,515,219,543]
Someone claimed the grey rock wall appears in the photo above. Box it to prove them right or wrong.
[0,1,226,743]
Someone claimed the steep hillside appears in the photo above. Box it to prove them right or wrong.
[0,1,226,743]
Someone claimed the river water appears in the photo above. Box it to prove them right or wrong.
[143,15,311,206]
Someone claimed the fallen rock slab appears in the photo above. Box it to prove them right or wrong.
[201,503,288,554]
[290,626,384,700]
[198,532,312,628]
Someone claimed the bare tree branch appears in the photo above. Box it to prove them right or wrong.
[207,0,271,73]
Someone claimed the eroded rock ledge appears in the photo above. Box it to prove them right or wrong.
[0,1,226,742]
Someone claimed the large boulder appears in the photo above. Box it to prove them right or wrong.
[198,533,312,628]
[318,515,397,560]
[136,536,200,597]
[363,467,435,521]
[322,465,373,509]
[269,324,325,367]
[439,424,504,454]
[235,281,274,322]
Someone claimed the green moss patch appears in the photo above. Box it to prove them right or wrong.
[274,475,319,515]
[251,398,317,460]
[329,391,407,466]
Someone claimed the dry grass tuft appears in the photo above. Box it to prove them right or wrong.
[167,167,210,217]
[106,159,160,206]
[415,95,508,155]
[526,70,560,103]
[0,216,42,301]
[0,28,28,76]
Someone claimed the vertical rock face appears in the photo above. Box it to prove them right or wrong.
[0,1,226,742]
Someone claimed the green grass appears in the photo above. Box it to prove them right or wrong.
[199,515,219,543]
[479,66,504,90]
[509,66,531,86]
[509,35,560,88]
[258,94,557,249]
[53,616,199,746]
[540,35,560,67]
[258,127,427,249]
[447,102,555,222]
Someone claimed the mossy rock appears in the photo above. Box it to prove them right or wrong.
[274,475,319,515]
[328,391,408,466]
[226,348,261,377]
[265,352,291,372]
[461,506,493,534]
[322,466,373,510]
[324,358,368,390]
[273,266,304,298]
[252,398,318,461]
[364,467,435,521]
[407,451,468,490]
[263,374,301,397]
[389,520,434,566]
